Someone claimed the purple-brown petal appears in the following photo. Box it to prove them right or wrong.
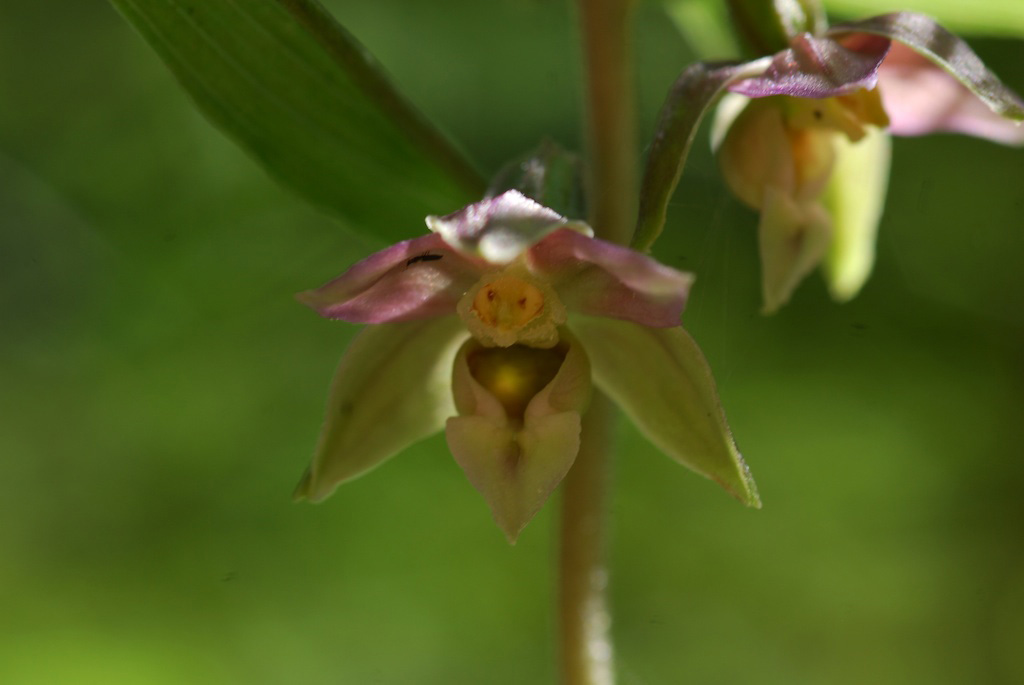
[297,233,485,323]
[527,229,694,327]
[729,32,891,99]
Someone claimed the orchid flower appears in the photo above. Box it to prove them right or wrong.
[636,12,1024,313]
[295,190,759,542]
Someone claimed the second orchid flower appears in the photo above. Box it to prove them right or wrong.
[638,11,1024,313]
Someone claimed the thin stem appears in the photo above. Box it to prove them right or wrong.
[558,392,616,685]
[559,1,637,683]
[576,0,639,246]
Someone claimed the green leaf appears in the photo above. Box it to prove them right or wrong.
[826,0,1024,39]
[663,0,741,59]
[110,0,486,241]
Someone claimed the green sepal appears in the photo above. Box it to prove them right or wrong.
[572,317,760,507]
[295,317,467,502]
[823,127,892,301]
[634,58,771,252]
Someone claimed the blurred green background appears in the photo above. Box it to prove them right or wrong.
[1,1,1022,683]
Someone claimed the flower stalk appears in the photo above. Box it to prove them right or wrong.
[565,0,639,682]
[558,392,616,685]
[577,0,638,248]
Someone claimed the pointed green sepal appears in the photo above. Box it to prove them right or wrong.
[635,58,771,252]
[572,317,760,507]
[295,317,467,502]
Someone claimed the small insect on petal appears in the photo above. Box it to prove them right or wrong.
[406,253,444,267]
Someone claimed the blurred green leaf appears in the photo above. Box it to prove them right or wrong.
[663,0,741,59]
[825,0,1024,38]
[110,0,486,241]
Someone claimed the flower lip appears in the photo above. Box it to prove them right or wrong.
[466,343,568,424]
[446,329,592,542]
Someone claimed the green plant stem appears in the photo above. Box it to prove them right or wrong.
[558,392,616,685]
[576,0,638,247]
[560,2,637,683]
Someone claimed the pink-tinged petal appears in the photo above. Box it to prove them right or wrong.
[297,233,485,323]
[527,229,695,327]
[758,186,832,313]
[426,189,592,265]
[829,13,1024,139]
[729,32,890,99]
[294,317,468,503]
[446,332,591,542]
[573,317,759,507]
[876,43,1024,144]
